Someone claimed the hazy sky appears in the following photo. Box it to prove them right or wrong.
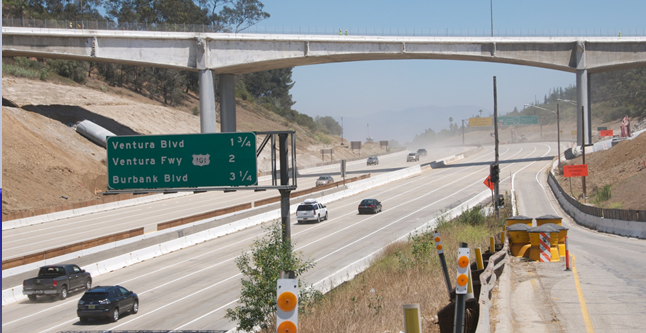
[257,0,645,119]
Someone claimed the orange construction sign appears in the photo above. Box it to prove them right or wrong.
[600,129,614,137]
[483,175,495,190]
[563,164,589,177]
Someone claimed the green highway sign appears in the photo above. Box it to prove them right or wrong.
[498,116,539,125]
[107,132,257,190]
[597,126,608,131]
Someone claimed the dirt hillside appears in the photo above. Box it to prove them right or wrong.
[1,77,387,216]
[555,131,646,210]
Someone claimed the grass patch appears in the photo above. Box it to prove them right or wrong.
[292,202,510,333]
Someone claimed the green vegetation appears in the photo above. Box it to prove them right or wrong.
[593,185,612,205]
[297,202,510,332]
[225,221,320,332]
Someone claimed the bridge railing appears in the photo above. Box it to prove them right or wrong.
[3,17,645,37]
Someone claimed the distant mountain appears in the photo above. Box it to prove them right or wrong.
[341,105,492,144]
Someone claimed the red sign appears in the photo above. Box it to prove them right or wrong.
[563,164,589,177]
[600,130,614,137]
[483,175,495,190]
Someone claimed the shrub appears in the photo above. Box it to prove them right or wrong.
[226,221,319,332]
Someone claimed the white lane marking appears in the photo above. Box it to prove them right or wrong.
[24,145,530,332]
[510,143,554,216]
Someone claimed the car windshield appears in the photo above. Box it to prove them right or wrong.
[360,199,375,205]
[81,292,109,301]
[297,205,315,211]
[408,153,416,156]
[318,176,328,180]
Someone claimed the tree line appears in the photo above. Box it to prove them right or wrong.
[3,0,343,136]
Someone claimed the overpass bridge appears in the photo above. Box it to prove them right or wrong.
[3,26,646,145]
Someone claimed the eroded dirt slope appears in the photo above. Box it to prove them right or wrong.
[1,77,386,216]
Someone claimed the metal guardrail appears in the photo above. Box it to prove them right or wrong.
[548,173,646,222]
[3,18,645,37]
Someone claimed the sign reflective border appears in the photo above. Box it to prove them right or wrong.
[107,132,257,190]
[563,164,589,177]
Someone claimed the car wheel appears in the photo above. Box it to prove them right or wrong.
[316,215,321,223]
[59,286,68,300]
[325,212,329,220]
[131,300,139,314]
[85,279,92,290]
[110,307,120,322]
[374,208,378,214]
[28,295,37,301]
[79,317,88,323]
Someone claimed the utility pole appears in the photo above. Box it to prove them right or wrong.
[490,0,494,37]
[493,76,500,219]
[462,119,466,145]
[341,116,344,145]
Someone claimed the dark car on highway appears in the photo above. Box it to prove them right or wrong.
[358,199,382,214]
[77,285,138,323]
[23,264,92,301]
[417,148,428,157]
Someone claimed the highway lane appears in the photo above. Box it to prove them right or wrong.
[514,150,646,333]
[2,142,554,332]
[1,146,467,260]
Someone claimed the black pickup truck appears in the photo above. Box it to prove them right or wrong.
[23,264,92,301]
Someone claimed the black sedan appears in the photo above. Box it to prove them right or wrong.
[358,199,382,214]
[77,285,139,323]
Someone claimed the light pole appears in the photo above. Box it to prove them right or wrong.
[525,104,561,170]
[557,98,577,106]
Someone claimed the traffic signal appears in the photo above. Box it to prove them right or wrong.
[490,163,500,183]
[498,194,505,208]
[276,276,298,333]
[456,246,470,295]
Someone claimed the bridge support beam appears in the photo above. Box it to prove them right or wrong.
[219,74,237,133]
[199,69,218,133]
[576,69,591,146]
[575,41,591,146]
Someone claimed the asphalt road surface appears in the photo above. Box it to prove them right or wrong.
[514,152,646,333]
[2,147,469,260]
[2,142,556,332]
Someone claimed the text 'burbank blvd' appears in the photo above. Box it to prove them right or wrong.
[110,139,211,185]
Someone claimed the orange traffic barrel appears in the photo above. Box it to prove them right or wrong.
[506,223,531,257]
[535,214,563,226]
[506,215,533,227]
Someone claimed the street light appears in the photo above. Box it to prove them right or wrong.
[524,104,561,170]
[557,98,576,106]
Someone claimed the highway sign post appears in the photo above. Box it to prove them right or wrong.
[107,132,257,190]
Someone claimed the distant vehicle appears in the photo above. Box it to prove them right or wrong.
[296,199,328,223]
[77,285,138,323]
[367,156,379,165]
[23,264,92,301]
[407,152,420,162]
[358,199,382,214]
[417,148,428,157]
[316,175,334,186]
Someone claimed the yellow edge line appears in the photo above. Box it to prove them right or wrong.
[572,254,595,333]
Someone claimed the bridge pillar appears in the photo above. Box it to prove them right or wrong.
[199,70,218,133]
[575,41,591,146]
[576,69,591,146]
[219,74,237,133]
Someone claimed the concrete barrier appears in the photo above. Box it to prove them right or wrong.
[548,174,646,238]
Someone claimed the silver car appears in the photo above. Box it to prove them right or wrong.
[407,152,419,162]
[315,175,334,186]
